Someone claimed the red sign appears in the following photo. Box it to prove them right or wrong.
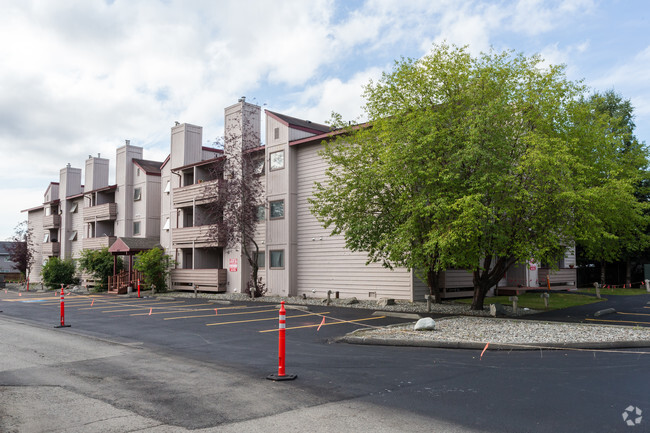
[229,258,238,272]
[529,265,537,271]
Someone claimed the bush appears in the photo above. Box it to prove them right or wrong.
[41,257,79,290]
[78,247,123,291]
[133,247,174,292]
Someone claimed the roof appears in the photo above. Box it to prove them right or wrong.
[0,241,18,255]
[133,159,163,176]
[171,155,226,172]
[265,110,331,135]
[108,237,161,254]
[289,122,370,147]
[84,184,117,195]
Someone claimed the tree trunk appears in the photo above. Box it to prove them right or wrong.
[625,257,632,286]
[426,268,442,304]
[600,260,606,286]
[471,270,490,310]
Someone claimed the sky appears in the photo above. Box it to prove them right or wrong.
[1,0,648,240]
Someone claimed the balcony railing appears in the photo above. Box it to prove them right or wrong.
[43,214,61,229]
[42,242,60,256]
[171,225,220,248]
[83,203,117,222]
[171,268,227,292]
[82,236,117,250]
[172,180,218,208]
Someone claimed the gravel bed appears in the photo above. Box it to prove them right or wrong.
[348,316,650,346]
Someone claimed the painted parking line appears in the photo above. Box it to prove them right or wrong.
[617,312,650,317]
[133,305,255,317]
[585,318,650,326]
[84,301,190,312]
[205,311,326,327]
[259,315,387,333]
[166,307,279,321]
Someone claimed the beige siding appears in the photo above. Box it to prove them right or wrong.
[28,209,44,282]
[289,128,316,142]
[70,198,84,260]
[412,271,429,301]
[295,142,414,300]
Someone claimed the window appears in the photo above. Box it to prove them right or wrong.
[253,159,265,175]
[270,150,284,170]
[256,251,266,268]
[137,168,141,176]
[133,221,141,235]
[163,218,170,231]
[164,180,171,194]
[133,188,142,201]
[256,205,265,221]
[274,127,280,140]
[45,207,51,216]
[270,250,284,268]
[269,200,284,219]
[43,233,49,243]
[69,202,78,213]
[69,231,77,241]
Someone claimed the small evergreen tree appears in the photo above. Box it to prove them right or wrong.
[41,257,78,290]
[133,247,174,292]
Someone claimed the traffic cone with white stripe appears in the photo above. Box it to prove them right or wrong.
[267,301,297,381]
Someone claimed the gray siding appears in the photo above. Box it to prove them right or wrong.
[28,209,44,282]
[295,142,414,300]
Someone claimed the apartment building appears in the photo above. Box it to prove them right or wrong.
[23,99,576,299]
[24,142,163,283]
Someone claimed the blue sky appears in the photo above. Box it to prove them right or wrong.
[1,0,648,240]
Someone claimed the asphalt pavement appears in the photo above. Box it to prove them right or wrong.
[1,288,650,432]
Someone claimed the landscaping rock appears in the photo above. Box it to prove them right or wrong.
[344,297,359,305]
[490,303,506,317]
[378,298,395,307]
[414,317,436,331]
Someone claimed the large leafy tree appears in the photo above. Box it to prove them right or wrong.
[578,90,649,285]
[41,257,78,290]
[7,221,34,280]
[133,247,174,292]
[311,44,643,310]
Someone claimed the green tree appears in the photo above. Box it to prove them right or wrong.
[78,247,123,291]
[311,43,644,310]
[578,90,649,286]
[133,247,174,292]
[41,257,78,290]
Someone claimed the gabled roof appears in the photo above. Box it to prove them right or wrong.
[265,110,331,135]
[133,159,163,176]
[108,237,161,254]
[289,122,370,147]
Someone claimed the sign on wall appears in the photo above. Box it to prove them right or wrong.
[229,258,238,272]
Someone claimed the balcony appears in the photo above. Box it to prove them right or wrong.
[83,203,117,222]
[43,214,61,229]
[42,242,60,256]
[172,180,218,208]
[171,225,220,248]
[82,236,117,250]
[171,268,227,292]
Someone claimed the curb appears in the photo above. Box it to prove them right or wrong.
[372,311,422,320]
[337,335,650,350]
[594,308,616,317]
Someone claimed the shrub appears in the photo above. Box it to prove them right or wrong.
[78,247,123,291]
[41,257,79,290]
[133,247,174,292]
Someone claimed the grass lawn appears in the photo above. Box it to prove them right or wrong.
[577,287,649,296]
[455,292,605,310]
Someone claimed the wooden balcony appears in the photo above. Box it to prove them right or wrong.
[171,225,220,248]
[82,236,117,250]
[42,242,60,256]
[538,268,576,286]
[171,268,227,292]
[83,203,117,222]
[172,180,218,208]
[43,214,61,229]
